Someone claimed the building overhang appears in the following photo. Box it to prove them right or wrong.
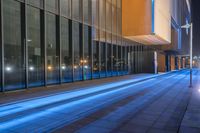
[124,34,170,45]
[122,0,171,45]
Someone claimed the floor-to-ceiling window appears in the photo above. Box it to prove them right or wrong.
[72,0,81,21]
[107,43,112,77]
[83,25,92,80]
[60,0,71,18]
[0,0,136,92]
[27,0,43,8]
[123,46,128,75]
[112,0,118,76]
[118,45,122,75]
[92,0,99,79]
[73,21,83,81]
[100,42,106,78]
[3,0,25,90]
[27,6,44,87]
[113,45,118,76]
[99,0,107,78]
[45,0,58,14]
[46,13,59,84]
[106,0,112,77]
[83,0,92,25]
[61,18,73,83]
[92,28,100,79]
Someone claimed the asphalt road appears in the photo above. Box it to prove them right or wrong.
[0,69,198,133]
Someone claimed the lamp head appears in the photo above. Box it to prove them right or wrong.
[181,23,191,29]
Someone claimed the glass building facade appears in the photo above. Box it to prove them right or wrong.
[0,0,153,91]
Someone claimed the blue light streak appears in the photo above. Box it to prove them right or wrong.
[0,72,185,131]
[0,75,159,118]
[0,78,156,130]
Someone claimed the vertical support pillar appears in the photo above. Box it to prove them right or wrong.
[0,0,4,91]
[154,51,158,74]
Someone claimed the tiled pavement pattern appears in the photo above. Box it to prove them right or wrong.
[0,70,199,133]
[179,70,200,133]
[56,70,192,133]
[0,74,155,104]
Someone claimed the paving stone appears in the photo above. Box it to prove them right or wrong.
[120,123,149,133]
[147,128,177,133]
[179,126,200,133]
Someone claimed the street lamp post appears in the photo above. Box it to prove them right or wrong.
[181,23,193,88]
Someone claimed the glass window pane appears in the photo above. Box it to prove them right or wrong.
[27,6,44,87]
[61,18,73,82]
[83,26,92,80]
[3,0,25,90]
[92,0,99,27]
[73,21,83,81]
[112,0,117,35]
[100,42,106,78]
[118,45,122,75]
[60,0,71,18]
[117,0,122,36]
[46,13,59,84]
[45,0,58,13]
[27,0,43,8]
[99,0,105,30]
[113,45,118,76]
[107,43,112,77]
[92,28,99,79]
[83,0,92,24]
[72,0,81,21]
[106,0,112,33]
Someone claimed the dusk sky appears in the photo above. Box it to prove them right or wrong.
[192,0,200,56]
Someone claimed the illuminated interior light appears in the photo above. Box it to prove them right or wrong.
[27,39,32,42]
[29,66,34,71]
[84,65,88,69]
[84,60,87,63]
[61,65,66,70]
[48,66,52,71]
[74,65,78,69]
[5,66,12,72]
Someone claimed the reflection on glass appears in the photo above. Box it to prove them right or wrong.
[61,18,73,82]
[117,0,122,35]
[106,0,112,34]
[0,0,131,91]
[72,0,81,21]
[113,45,118,76]
[46,13,59,84]
[45,0,58,13]
[100,0,106,30]
[118,45,122,75]
[83,26,92,80]
[3,0,25,90]
[112,0,117,35]
[27,6,44,87]
[92,0,99,27]
[73,21,83,81]
[100,43,106,77]
[60,0,71,18]
[92,28,99,79]
[27,0,43,8]
[107,43,112,77]
[83,0,92,24]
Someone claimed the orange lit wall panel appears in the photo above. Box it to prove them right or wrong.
[122,0,152,36]
[122,0,171,45]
